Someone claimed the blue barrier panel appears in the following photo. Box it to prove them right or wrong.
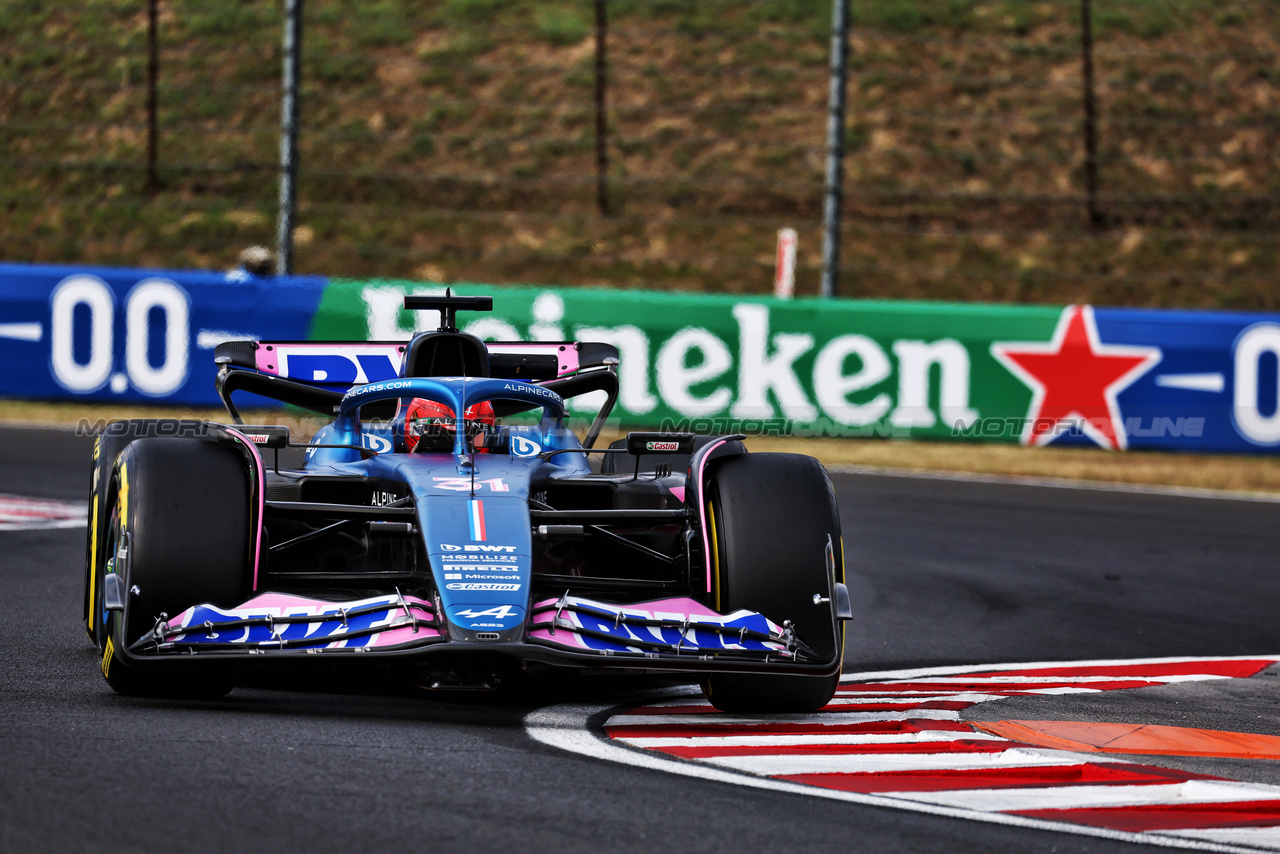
[0,262,326,406]
[1093,307,1280,453]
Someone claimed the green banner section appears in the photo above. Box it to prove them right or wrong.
[317,280,1058,440]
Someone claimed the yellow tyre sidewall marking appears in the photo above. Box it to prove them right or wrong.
[87,494,99,633]
[708,502,721,613]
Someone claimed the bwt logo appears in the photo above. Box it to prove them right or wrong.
[511,435,541,457]
[440,544,518,553]
[275,347,400,386]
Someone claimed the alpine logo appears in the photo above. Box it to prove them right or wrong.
[455,604,519,620]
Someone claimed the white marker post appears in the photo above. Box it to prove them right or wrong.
[774,228,797,300]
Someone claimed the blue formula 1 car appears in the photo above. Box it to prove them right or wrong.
[83,295,851,711]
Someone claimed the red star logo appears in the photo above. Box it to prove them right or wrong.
[991,306,1161,450]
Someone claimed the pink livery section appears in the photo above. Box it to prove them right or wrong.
[527,595,794,658]
[151,592,443,651]
[249,341,582,386]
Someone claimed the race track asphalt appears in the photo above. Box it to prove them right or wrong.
[3,424,1277,854]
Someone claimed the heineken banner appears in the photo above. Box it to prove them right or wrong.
[318,279,1280,454]
[3,260,1280,454]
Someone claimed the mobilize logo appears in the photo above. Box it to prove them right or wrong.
[439,544,518,553]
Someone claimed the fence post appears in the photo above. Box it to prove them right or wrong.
[1080,0,1103,231]
[820,0,850,299]
[146,0,158,193]
[277,0,303,275]
[594,0,610,217]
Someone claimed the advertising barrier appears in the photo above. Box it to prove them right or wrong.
[318,278,1280,454]
[0,262,325,406]
[2,261,1279,454]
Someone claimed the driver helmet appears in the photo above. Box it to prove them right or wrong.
[404,398,495,453]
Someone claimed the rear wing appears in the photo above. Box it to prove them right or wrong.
[214,340,619,390]
[213,339,620,446]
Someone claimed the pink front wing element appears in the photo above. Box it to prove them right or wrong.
[528,595,788,654]
[667,486,686,504]
[166,592,441,650]
[532,595,733,619]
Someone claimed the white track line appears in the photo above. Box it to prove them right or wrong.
[615,731,1006,748]
[841,654,1280,683]
[895,780,1280,813]
[604,708,961,727]
[827,463,1280,504]
[696,747,1105,775]
[1165,829,1280,848]
[863,674,1234,684]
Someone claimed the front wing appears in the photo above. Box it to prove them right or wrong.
[116,591,837,676]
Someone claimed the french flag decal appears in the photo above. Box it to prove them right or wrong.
[469,499,486,541]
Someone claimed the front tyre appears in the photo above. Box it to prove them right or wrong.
[701,453,845,713]
[84,420,211,646]
[99,437,250,699]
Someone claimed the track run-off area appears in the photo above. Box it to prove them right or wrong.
[531,657,1280,852]
[4,424,1280,854]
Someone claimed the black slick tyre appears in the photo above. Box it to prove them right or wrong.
[701,453,844,713]
[98,436,249,699]
[84,420,211,646]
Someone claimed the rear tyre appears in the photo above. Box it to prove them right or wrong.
[99,437,249,699]
[701,453,844,713]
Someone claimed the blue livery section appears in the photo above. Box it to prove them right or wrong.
[302,375,588,638]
